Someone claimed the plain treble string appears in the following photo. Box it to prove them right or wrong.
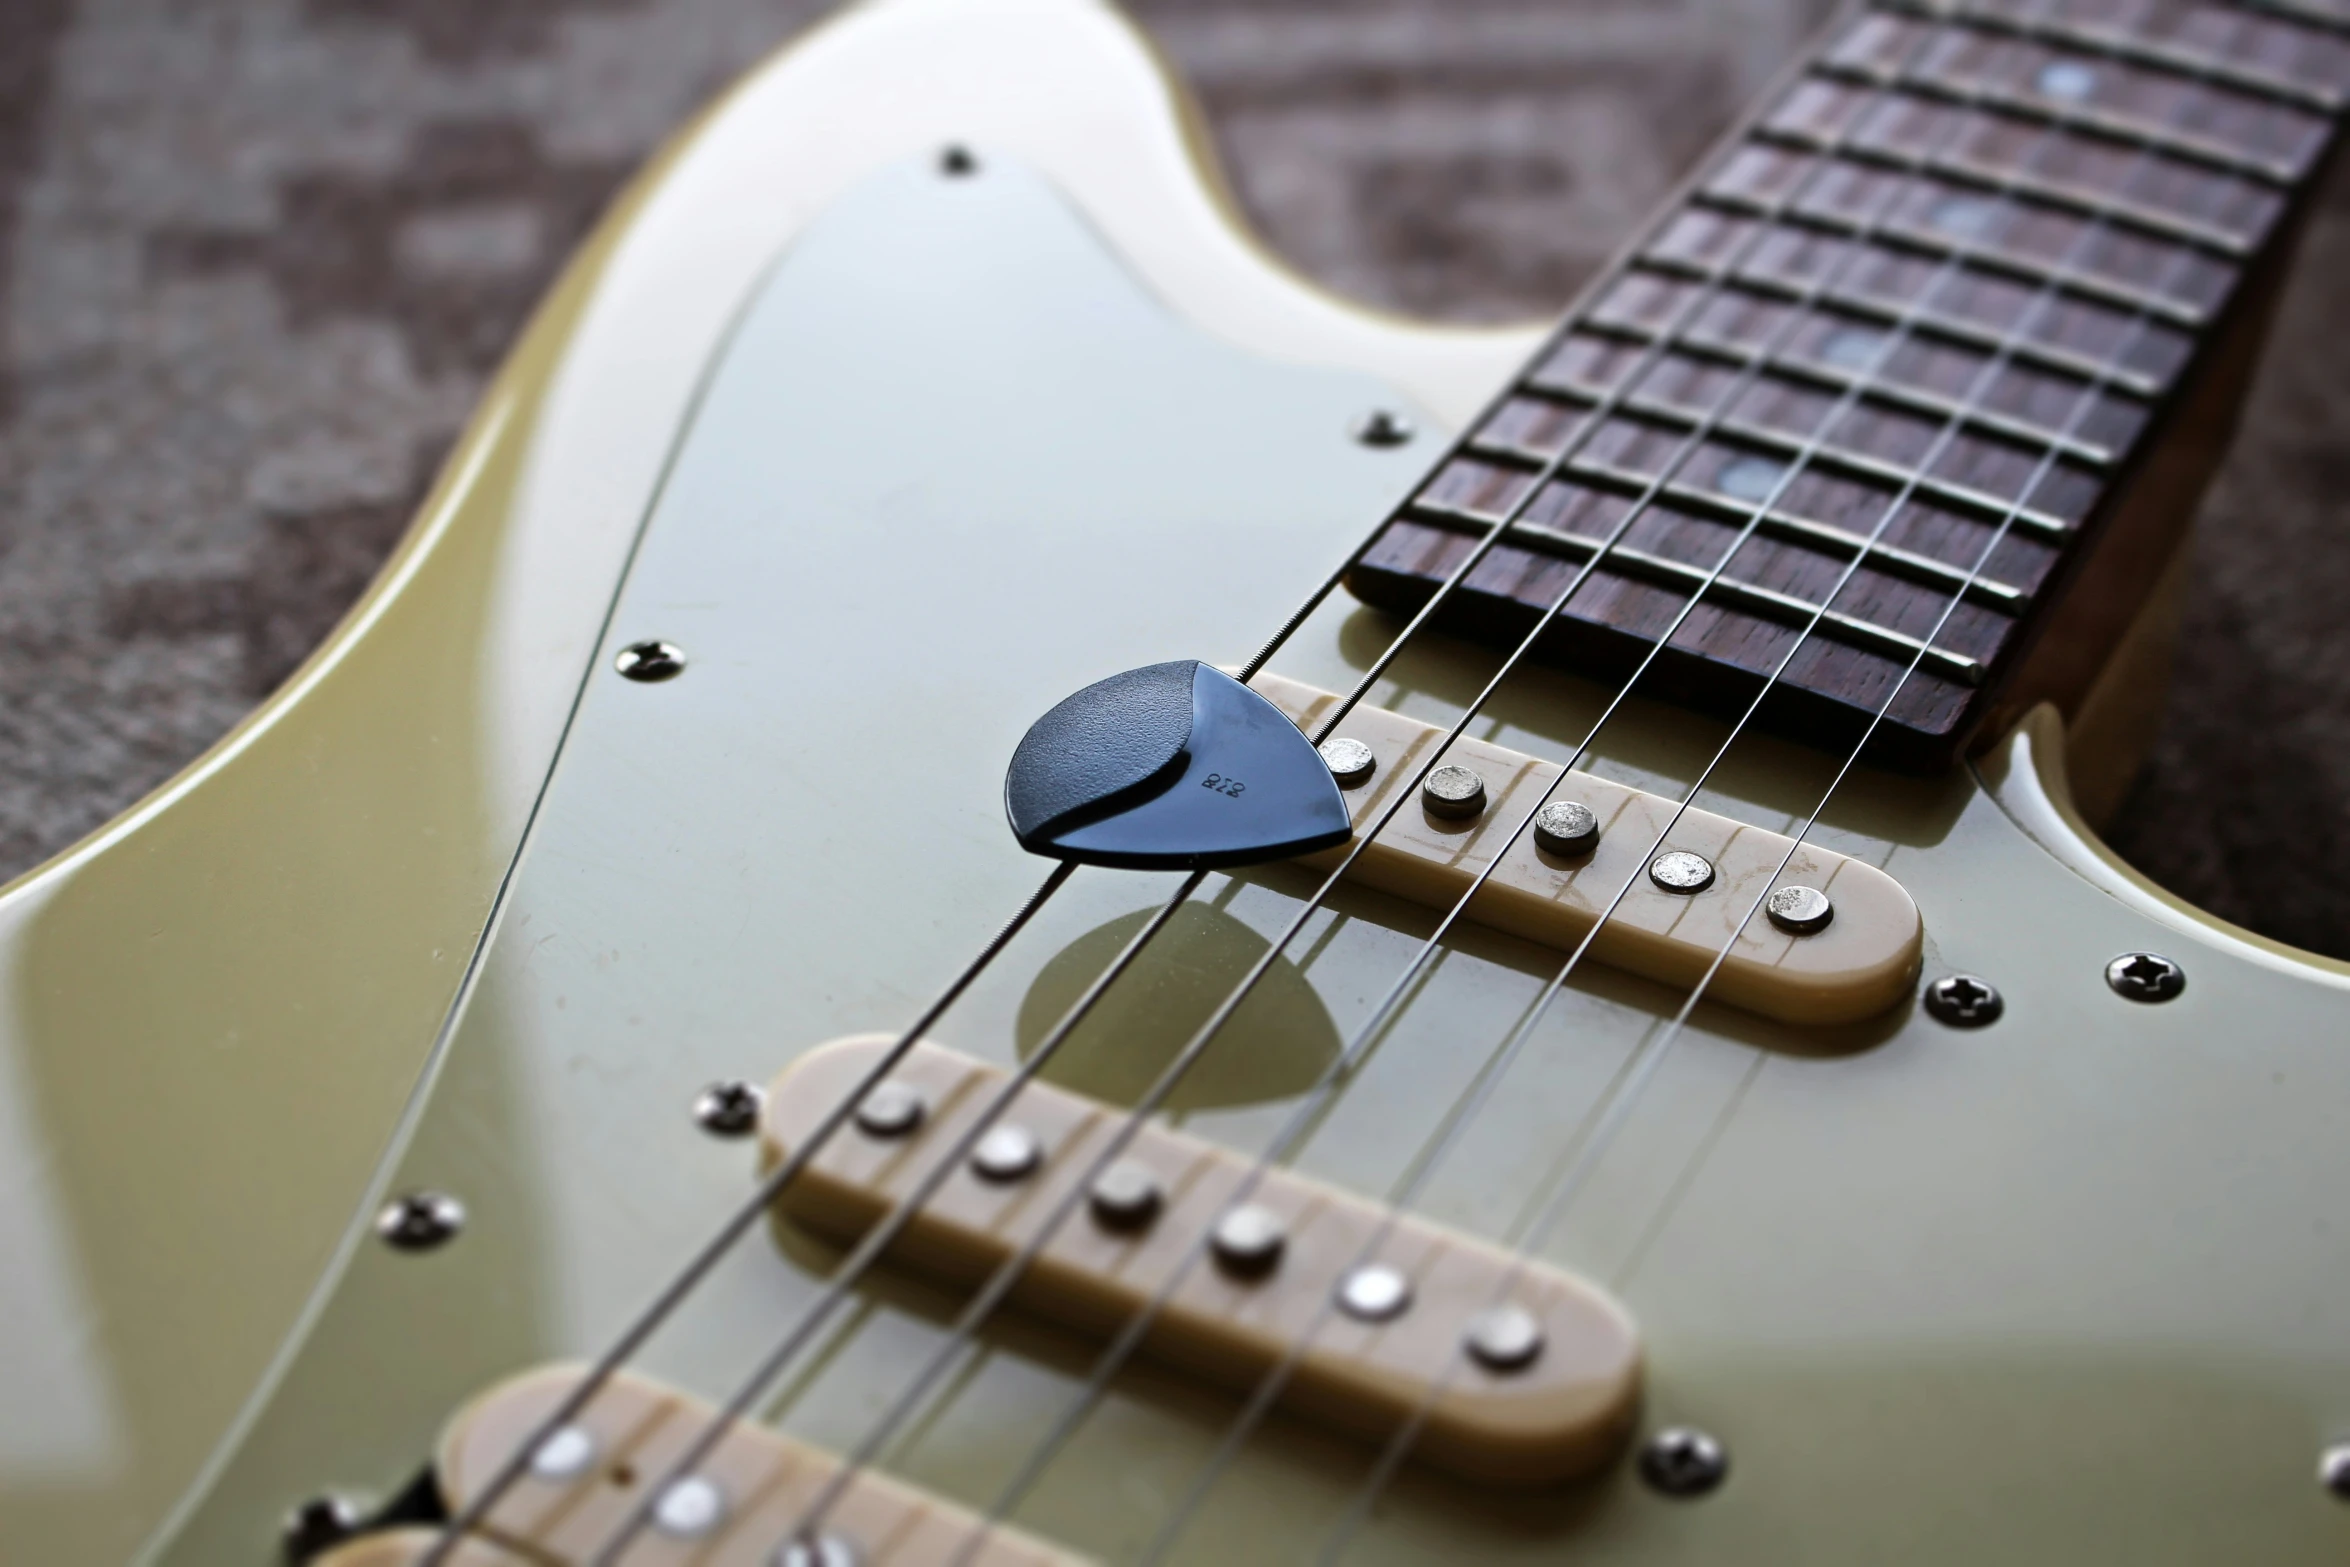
[771,6,2092,1558]
[1310,29,2245,1567]
[983,5,2196,1551]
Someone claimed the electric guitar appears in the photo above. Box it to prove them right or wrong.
[8,0,2350,1562]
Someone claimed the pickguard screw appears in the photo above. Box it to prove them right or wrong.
[1352,408,1415,448]
[693,1080,763,1138]
[1923,973,2002,1028]
[2106,951,2184,1003]
[281,1493,364,1560]
[614,640,684,682]
[939,144,978,177]
[375,1190,464,1251]
[2321,1440,2350,1500]
[1639,1426,1729,1497]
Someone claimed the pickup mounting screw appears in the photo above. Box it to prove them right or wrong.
[2322,1440,2350,1500]
[1639,1426,1729,1497]
[1649,850,1716,894]
[1765,884,1834,934]
[1421,764,1487,821]
[1923,973,2002,1028]
[1210,1204,1287,1277]
[853,1082,926,1138]
[1533,799,1599,855]
[1352,408,1415,448]
[614,640,684,682]
[375,1190,464,1251]
[970,1123,1043,1182]
[1319,736,1376,787]
[281,1493,364,1559]
[693,1080,763,1137]
[2106,951,2184,1003]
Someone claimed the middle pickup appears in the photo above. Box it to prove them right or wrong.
[763,1035,1642,1487]
[1250,672,1922,1025]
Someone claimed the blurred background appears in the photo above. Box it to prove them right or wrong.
[0,0,2342,955]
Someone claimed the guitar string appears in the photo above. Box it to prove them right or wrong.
[646,7,2224,1555]
[487,6,2208,1558]
[1149,125,2219,1567]
[1310,47,2241,1567]
[418,50,1765,1556]
[573,42,2058,1567]
[739,7,2152,1554]
[415,854,1076,1565]
[555,22,1968,1561]
[425,27,1878,1554]
[1316,240,2211,1567]
[955,15,2213,1557]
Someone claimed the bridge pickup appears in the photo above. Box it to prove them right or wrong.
[316,1364,1082,1565]
[761,1035,1643,1487]
[1252,672,1923,1024]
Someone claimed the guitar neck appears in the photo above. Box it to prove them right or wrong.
[1345,0,2350,771]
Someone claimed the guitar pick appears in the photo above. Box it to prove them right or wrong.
[1005,660,1352,870]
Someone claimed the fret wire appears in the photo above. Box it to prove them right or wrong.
[1695,189,2211,327]
[1883,0,2342,113]
[595,36,2004,1560]
[1412,481,2031,611]
[756,25,2121,1559]
[1393,512,1987,681]
[1391,500,2020,653]
[1423,454,2035,611]
[1303,16,2277,1556]
[917,14,2262,1561]
[2240,0,2350,41]
[1554,316,2117,464]
[1812,56,2302,186]
[1750,123,2256,257]
[1499,396,2080,538]
[1442,431,2072,545]
[1634,251,2167,396]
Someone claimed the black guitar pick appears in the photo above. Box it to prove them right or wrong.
[1005,660,1352,870]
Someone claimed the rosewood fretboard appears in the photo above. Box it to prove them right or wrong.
[1344,0,2350,770]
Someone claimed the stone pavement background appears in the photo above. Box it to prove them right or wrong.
[0,0,2343,955]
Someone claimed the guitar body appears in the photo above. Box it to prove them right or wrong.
[4,2,2346,1562]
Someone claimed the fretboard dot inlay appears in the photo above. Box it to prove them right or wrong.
[2035,59,2099,101]
[1928,194,2000,236]
[1343,0,2350,771]
[1717,455,1789,503]
[1819,326,1889,368]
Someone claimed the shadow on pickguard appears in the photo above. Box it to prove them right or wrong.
[1015,901,1342,1112]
